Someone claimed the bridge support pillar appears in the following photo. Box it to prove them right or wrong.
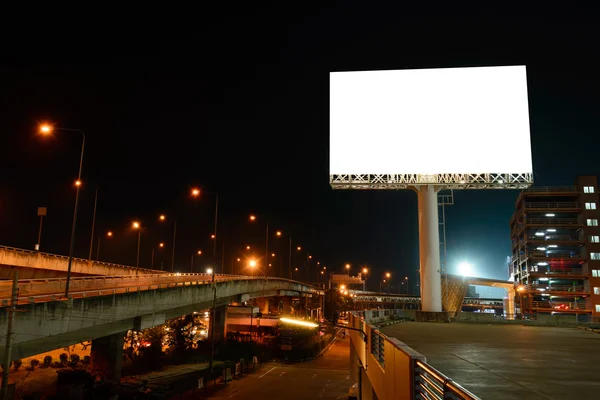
[90,331,126,381]
[211,305,227,343]
[281,297,293,315]
[416,185,443,313]
[506,288,516,320]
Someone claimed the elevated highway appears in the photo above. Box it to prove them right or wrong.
[0,245,159,279]
[0,274,319,362]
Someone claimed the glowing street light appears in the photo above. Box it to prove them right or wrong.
[159,242,165,248]
[210,234,215,239]
[246,245,251,250]
[276,231,282,236]
[191,188,200,197]
[206,268,213,275]
[159,214,166,221]
[249,215,256,221]
[346,263,351,276]
[132,221,142,267]
[107,231,113,237]
[38,123,86,298]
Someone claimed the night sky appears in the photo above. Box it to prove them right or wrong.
[1,5,599,293]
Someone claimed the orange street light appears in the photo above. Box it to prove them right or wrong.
[39,124,53,134]
[107,231,113,237]
[271,253,275,257]
[37,123,86,298]
[159,242,165,248]
[159,214,166,221]
[237,258,241,261]
[363,268,368,274]
[197,250,202,255]
[210,234,215,239]
[385,272,391,279]
[132,221,140,229]
[246,245,251,250]
[297,246,301,251]
[276,231,282,236]
[191,188,200,197]
[249,215,256,221]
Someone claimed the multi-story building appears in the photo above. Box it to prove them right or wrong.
[509,176,600,321]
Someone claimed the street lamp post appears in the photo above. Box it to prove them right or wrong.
[207,267,217,377]
[249,215,269,277]
[132,222,142,268]
[192,188,219,273]
[39,124,85,298]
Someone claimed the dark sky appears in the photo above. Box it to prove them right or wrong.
[1,5,599,291]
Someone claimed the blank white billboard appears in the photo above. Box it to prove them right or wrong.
[330,66,533,176]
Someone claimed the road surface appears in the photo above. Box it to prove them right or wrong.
[381,322,600,400]
[209,336,352,400]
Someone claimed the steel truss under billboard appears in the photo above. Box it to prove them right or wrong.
[330,173,533,190]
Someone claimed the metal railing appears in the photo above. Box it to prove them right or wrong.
[528,251,583,259]
[524,217,581,225]
[524,202,580,209]
[522,186,578,193]
[526,284,587,293]
[531,301,590,311]
[0,273,320,305]
[415,360,481,400]
[526,235,583,242]
[530,267,586,276]
[0,244,159,274]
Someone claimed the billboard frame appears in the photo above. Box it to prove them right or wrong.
[330,173,533,190]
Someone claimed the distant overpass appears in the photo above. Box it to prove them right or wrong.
[0,245,159,279]
[351,274,515,317]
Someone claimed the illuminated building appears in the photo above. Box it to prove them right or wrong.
[509,176,600,321]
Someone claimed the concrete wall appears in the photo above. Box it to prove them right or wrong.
[0,245,158,278]
[0,278,317,360]
[348,313,426,400]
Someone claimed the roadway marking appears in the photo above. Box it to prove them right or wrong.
[228,391,239,398]
[279,371,286,376]
[312,373,317,378]
[259,366,278,378]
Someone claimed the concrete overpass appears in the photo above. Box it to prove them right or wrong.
[0,274,319,379]
[0,245,159,279]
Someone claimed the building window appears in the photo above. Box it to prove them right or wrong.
[584,186,595,194]
[591,253,600,260]
[587,219,598,226]
[594,270,600,278]
[596,305,600,313]
[595,287,600,295]
[591,236,600,243]
[586,202,597,210]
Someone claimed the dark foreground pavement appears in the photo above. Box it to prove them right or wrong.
[381,322,600,400]
[205,337,351,400]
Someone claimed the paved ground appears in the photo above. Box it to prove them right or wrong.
[381,322,600,400]
[206,336,352,400]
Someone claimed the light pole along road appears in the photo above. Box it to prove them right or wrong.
[39,124,86,299]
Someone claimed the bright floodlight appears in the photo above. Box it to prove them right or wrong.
[206,268,213,274]
[330,66,532,180]
[458,262,473,276]
[280,317,319,328]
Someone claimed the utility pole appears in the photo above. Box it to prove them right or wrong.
[35,207,47,251]
[171,221,177,272]
[1,270,19,400]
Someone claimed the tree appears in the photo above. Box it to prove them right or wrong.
[166,315,195,358]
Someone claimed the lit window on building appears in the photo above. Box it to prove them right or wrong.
[584,186,596,194]
[591,253,600,260]
[594,270,600,278]
[586,202,597,210]
[591,236,600,243]
[596,305,600,312]
[587,219,598,226]
[595,287,600,295]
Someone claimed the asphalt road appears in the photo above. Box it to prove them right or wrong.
[381,322,600,400]
[208,337,352,400]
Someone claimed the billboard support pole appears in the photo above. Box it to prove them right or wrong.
[416,185,443,312]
